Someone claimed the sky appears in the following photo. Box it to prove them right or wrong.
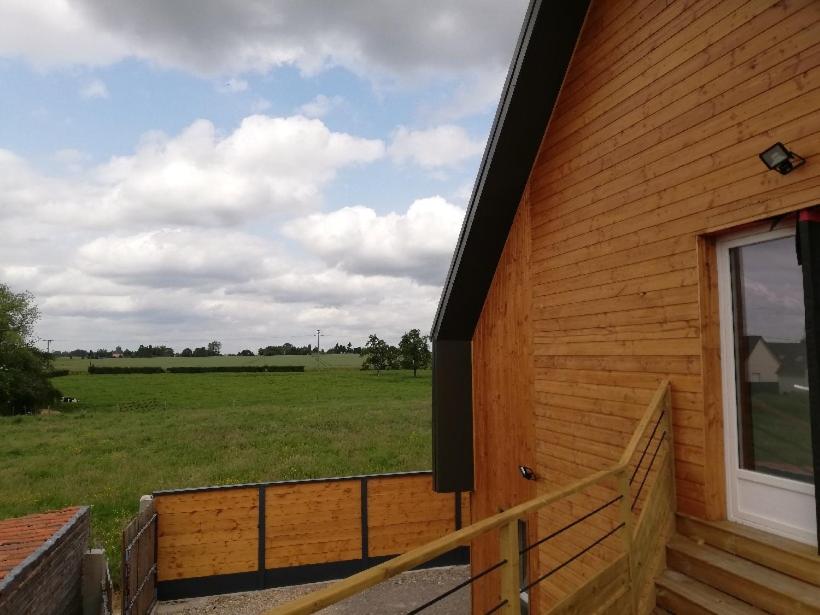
[0,0,529,353]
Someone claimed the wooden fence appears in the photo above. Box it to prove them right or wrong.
[121,499,158,615]
[152,471,469,600]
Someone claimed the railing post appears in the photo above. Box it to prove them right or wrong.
[618,467,637,613]
[499,519,521,615]
[664,384,677,512]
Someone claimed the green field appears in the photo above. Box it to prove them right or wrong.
[0,364,431,583]
[52,352,363,373]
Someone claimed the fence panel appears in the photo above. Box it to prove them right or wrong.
[152,471,468,600]
[122,500,157,615]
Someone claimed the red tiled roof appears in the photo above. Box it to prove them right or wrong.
[0,507,81,582]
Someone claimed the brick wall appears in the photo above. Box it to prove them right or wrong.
[0,507,90,615]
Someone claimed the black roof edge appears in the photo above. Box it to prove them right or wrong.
[431,0,592,343]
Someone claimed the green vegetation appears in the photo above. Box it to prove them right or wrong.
[0,284,61,415]
[749,391,813,482]
[52,353,363,373]
[0,367,431,583]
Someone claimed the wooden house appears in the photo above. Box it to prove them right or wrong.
[429,0,820,612]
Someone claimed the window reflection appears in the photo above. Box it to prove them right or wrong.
[730,236,812,483]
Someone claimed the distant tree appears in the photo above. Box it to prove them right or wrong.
[398,329,432,377]
[207,340,222,356]
[0,284,60,415]
[180,348,193,357]
[361,334,390,375]
[238,349,254,356]
[192,346,209,357]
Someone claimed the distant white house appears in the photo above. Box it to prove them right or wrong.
[744,336,808,394]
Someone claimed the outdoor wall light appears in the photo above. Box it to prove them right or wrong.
[759,142,805,175]
[518,465,536,481]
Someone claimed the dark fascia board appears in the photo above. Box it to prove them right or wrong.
[432,0,591,342]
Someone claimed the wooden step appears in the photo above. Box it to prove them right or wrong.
[667,535,820,615]
[656,569,766,614]
[677,513,820,586]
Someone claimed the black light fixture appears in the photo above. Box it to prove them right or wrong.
[518,465,536,481]
[759,142,805,175]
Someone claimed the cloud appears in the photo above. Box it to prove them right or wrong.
[75,228,275,287]
[1,115,385,228]
[296,94,343,119]
[388,125,484,169]
[283,196,465,285]
[79,78,109,99]
[216,77,248,93]
[0,1,527,86]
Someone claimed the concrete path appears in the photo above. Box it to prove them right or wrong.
[156,565,470,614]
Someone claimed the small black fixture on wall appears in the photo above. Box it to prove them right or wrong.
[519,465,536,481]
[760,142,805,175]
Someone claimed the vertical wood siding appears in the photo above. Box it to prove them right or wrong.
[470,0,820,610]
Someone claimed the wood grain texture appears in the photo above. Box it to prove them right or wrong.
[155,488,258,581]
[265,480,361,568]
[366,474,456,557]
[470,194,538,613]
[467,0,820,612]
[526,0,819,519]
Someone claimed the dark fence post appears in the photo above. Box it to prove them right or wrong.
[360,477,369,563]
[258,486,266,588]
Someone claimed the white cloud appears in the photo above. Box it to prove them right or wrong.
[1,115,385,228]
[3,189,465,350]
[388,125,484,169]
[80,78,109,99]
[0,1,527,88]
[296,94,343,119]
[216,77,248,93]
[283,196,465,285]
[76,228,275,287]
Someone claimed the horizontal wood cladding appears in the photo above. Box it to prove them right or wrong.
[466,0,820,611]
[526,0,820,533]
[155,488,259,581]
[367,474,458,557]
[265,481,361,568]
[155,474,463,583]
[470,194,538,612]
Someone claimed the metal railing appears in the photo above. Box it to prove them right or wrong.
[266,379,673,615]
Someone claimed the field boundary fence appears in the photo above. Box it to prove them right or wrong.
[137,471,467,601]
[121,499,158,615]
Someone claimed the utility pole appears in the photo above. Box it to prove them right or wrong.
[44,339,54,355]
[316,329,321,353]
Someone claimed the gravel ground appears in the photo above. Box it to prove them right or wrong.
[156,566,470,615]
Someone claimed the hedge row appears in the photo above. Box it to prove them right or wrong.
[87,365,305,374]
[166,365,305,373]
[47,369,71,378]
[88,366,165,374]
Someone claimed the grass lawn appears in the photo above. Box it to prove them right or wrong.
[0,367,431,583]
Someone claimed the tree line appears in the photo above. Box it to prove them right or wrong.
[54,340,367,359]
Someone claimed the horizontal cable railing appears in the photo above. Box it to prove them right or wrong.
[267,379,672,615]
